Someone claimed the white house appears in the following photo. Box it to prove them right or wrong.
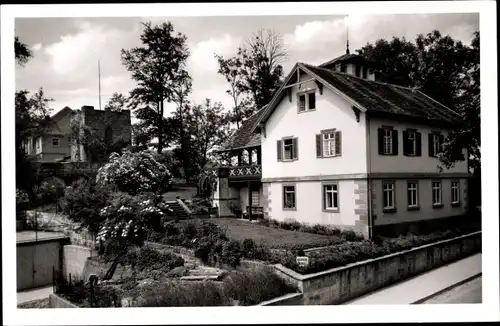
[212,48,469,239]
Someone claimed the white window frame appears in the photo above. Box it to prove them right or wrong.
[407,131,417,156]
[432,181,442,206]
[323,184,339,211]
[297,90,316,112]
[451,181,460,204]
[432,134,441,156]
[283,185,296,210]
[383,181,395,210]
[323,132,336,157]
[52,137,60,147]
[383,129,393,155]
[407,181,419,208]
[283,138,294,161]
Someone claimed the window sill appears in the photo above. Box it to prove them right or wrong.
[451,202,461,207]
[317,155,340,159]
[383,208,397,213]
[281,159,298,163]
[297,109,316,114]
[323,208,339,213]
[432,204,444,209]
[407,206,420,211]
[283,207,297,211]
[380,153,397,156]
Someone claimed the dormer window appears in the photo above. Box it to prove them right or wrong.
[297,90,316,113]
[340,63,347,73]
[355,65,361,77]
[362,67,368,79]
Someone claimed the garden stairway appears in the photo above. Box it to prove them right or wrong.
[165,200,191,220]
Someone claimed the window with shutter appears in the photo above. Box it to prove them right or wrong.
[283,139,293,160]
[379,127,394,155]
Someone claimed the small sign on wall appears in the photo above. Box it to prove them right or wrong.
[296,256,309,268]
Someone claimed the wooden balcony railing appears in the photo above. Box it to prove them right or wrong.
[229,165,262,177]
[207,165,262,179]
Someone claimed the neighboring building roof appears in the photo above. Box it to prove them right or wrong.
[302,63,460,123]
[50,106,74,122]
[218,107,267,152]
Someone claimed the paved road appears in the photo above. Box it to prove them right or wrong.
[422,276,482,304]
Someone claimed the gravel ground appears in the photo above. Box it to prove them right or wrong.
[17,298,50,309]
[422,276,482,304]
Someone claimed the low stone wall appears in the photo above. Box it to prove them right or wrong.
[49,293,79,308]
[81,257,134,281]
[273,231,481,305]
[258,292,303,306]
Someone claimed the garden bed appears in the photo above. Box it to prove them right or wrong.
[207,218,350,250]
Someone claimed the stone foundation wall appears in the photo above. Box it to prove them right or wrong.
[273,231,481,305]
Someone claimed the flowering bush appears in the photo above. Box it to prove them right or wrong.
[96,151,172,195]
[96,192,172,246]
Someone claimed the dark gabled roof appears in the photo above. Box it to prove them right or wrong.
[218,107,267,151]
[319,53,378,69]
[302,64,460,124]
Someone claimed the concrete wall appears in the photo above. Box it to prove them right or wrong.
[372,178,468,226]
[17,240,64,291]
[261,71,368,179]
[62,245,98,282]
[368,117,468,174]
[273,231,481,305]
[49,293,79,308]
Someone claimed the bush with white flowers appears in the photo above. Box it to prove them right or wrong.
[96,151,172,196]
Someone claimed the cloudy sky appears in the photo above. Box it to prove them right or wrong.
[15,13,479,120]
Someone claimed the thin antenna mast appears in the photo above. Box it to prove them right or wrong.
[346,20,350,55]
[98,60,102,110]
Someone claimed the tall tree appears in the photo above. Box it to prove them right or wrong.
[188,98,231,173]
[121,21,190,154]
[104,92,128,112]
[216,29,287,125]
[15,36,32,66]
[170,71,193,181]
[215,54,252,128]
[357,30,480,171]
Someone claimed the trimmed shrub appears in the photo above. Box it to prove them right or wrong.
[287,228,475,274]
[123,247,184,273]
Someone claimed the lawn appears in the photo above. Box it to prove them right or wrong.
[209,218,344,249]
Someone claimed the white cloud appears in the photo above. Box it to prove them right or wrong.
[32,43,42,52]
[44,22,130,76]
[188,33,241,74]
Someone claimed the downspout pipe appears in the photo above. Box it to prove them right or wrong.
[366,114,373,240]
